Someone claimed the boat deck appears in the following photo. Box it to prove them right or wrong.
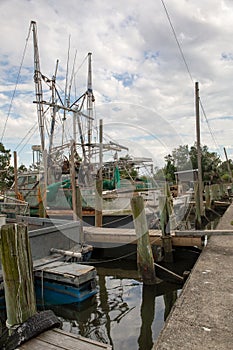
[18,328,112,349]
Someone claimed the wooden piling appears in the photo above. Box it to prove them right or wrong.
[0,224,36,330]
[195,82,204,217]
[194,182,201,228]
[159,183,173,263]
[70,140,78,221]
[204,184,211,209]
[131,196,156,285]
[13,151,18,197]
[95,119,103,227]
[95,177,103,227]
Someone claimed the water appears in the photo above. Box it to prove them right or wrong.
[47,264,181,350]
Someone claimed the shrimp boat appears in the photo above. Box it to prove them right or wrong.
[2,20,191,234]
[2,20,162,230]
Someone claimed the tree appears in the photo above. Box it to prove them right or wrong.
[172,145,191,171]
[18,164,28,173]
[118,155,138,179]
[219,160,233,182]
[156,143,224,185]
[189,144,221,183]
[0,143,14,192]
[164,154,176,183]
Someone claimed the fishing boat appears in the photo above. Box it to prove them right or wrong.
[2,21,191,232]
[0,216,97,308]
[1,20,164,231]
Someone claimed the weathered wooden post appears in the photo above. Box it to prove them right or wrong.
[38,149,47,218]
[204,184,211,209]
[13,151,18,197]
[38,186,46,218]
[95,177,103,227]
[70,140,78,221]
[194,182,202,229]
[159,183,173,263]
[131,195,156,285]
[95,119,103,227]
[195,82,204,219]
[0,224,36,330]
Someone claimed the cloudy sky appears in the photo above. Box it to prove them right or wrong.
[0,0,233,169]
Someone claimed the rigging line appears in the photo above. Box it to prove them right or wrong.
[73,53,88,80]
[62,35,71,146]
[64,35,71,107]
[18,125,38,154]
[1,22,33,143]
[160,0,193,83]
[73,54,88,99]
[68,49,77,105]
[15,123,38,151]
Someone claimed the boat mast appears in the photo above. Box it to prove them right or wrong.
[49,59,59,155]
[87,52,94,163]
[31,21,45,152]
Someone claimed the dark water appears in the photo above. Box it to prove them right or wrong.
[0,267,178,350]
[46,263,181,350]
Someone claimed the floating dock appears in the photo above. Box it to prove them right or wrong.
[153,202,233,349]
[18,328,112,349]
[34,257,97,305]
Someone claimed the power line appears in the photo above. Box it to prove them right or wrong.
[1,22,33,143]
[160,0,193,83]
[160,0,222,154]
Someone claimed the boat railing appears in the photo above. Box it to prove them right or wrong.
[0,195,30,217]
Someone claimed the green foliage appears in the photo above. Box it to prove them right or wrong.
[172,145,191,171]
[218,160,233,182]
[118,154,139,179]
[164,154,176,183]
[18,164,28,173]
[0,143,14,192]
[189,144,221,183]
[0,143,28,192]
[154,166,165,181]
[155,143,228,185]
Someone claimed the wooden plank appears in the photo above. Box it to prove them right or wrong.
[84,226,203,247]
[19,338,59,349]
[171,236,202,247]
[18,328,112,349]
[34,262,96,285]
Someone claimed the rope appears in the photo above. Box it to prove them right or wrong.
[1,22,33,143]
[78,250,137,265]
[15,123,37,152]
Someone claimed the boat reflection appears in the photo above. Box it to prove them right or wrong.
[42,265,179,350]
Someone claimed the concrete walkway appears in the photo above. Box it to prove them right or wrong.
[153,203,233,349]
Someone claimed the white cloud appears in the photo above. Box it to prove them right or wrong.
[1,0,233,166]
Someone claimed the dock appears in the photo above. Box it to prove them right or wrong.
[83,226,203,248]
[18,328,112,349]
[153,202,233,349]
